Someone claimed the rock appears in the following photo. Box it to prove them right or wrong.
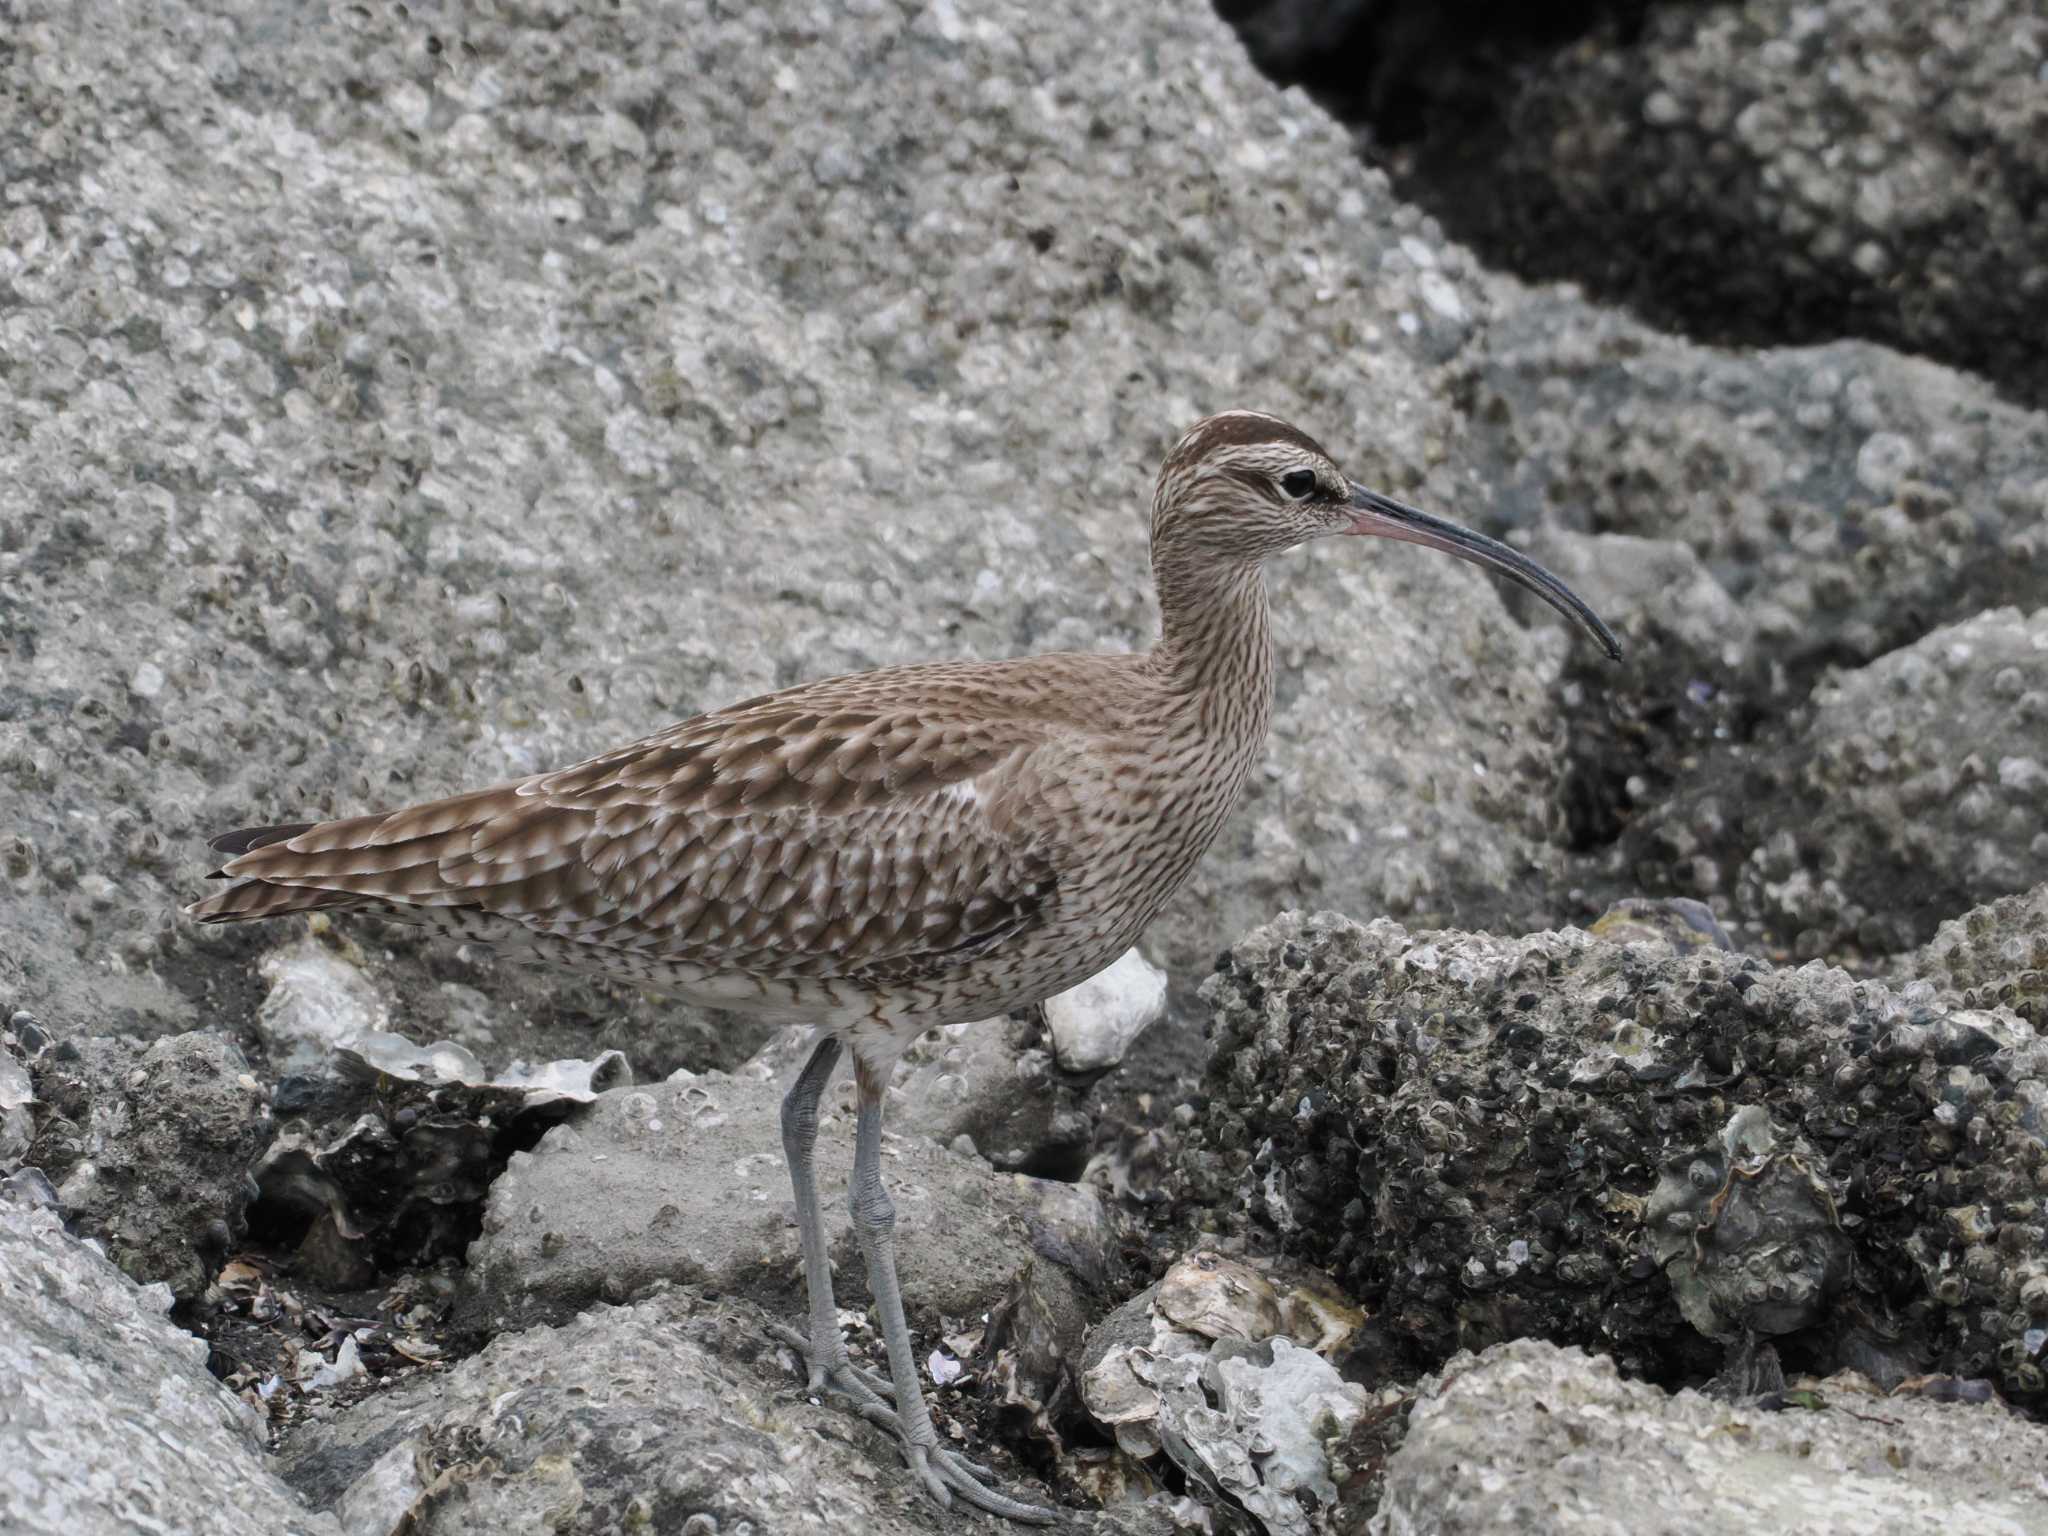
[1080,1252,1375,1533]
[1623,607,2048,959]
[26,1028,273,1301]
[1446,300,2048,926]
[1900,882,2048,1030]
[1046,948,1171,1074]
[2,0,1603,1060]
[1584,897,1732,956]
[458,1069,1118,1350]
[0,1030,34,1169]
[881,1020,1093,1180]
[256,935,391,1076]
[1453,303,2048,685]
[1183,912,2048,1406]
[280,1284,1184,1534]
[1217,1,1622,139]
[743,1018,1100,1180]
[250,1035,631,1288]
[0,1196,339,1535]
[1643,1106,1854,1348]
[1245,0,2048,412]
[1376,1339,2048,1536]
[981,1248,1103,1459]
[1518,529,1753,671]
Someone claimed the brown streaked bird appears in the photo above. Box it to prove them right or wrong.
[187,410,1619,1522]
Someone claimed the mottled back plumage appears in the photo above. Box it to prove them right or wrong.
[187,411,1361,1066]
[189,407,1621,1069]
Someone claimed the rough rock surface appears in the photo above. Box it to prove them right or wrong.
[250,1028,630,1289]
[1609,607,2048,958]
[0,1195,338,1536]
[0,0,1584,1057]
[1905,884,2048,1032]
[459,1069,1118,1343]
[1231,1,2048,410]
[1080,1251,1378,1534]
[1183,912,2048,1405]
[279,1284,1177,1535]
[743,1017,1103,1182]
[24,1027,273,1301]
[1216,1,1632,141]
[1377,1339,2048,1536]
[1452,302,2048,682]
[1046,948,1171,1076]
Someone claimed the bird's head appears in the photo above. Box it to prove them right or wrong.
[1152,410,1621,659]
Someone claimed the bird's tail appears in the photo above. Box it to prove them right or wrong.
[182,785,525,924]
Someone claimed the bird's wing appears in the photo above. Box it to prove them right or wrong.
[189,671,1079,986]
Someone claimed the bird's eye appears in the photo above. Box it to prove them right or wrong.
[1279,469,1318,500]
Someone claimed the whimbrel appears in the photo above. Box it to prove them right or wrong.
[187,411,1619,1521]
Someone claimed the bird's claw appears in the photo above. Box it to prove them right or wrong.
[769,1322,895,1410]
[770,1322,1055,1523]
[907,1439,1057,1525]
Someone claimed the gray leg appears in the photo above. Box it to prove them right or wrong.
[847,1058,1055,1524]
[772,1033,892,1412]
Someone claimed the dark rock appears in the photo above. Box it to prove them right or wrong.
[1232,1,2048,411]
[1453,302,2048,686]
[1622,608,2048,958]
[1182,912,2048,1406]
[247,1035,630,1287]
[1217,1,1640,144]
[26,1029,273,1302]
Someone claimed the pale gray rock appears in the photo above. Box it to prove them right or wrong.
[25,1027,273,1301]
[280,1284,1179,1535]
[0,1196,339,1536]
[458,1069,1117,1344]
[0,0,1594,1063]
[741,1018,1100,1181]
[1045,948,1170,1074]
[1375,1339,2048,1536]
[1518,530,1752,672]
[1454,303,2048,682]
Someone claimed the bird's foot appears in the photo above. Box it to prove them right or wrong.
[902,1435,1058,1525]
[769,1323,1054,1523]
[769,1321,894,1412]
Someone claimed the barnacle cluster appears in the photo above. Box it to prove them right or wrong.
[1183,910,2048,1402]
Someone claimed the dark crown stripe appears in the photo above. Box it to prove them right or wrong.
[1164,412,1332,477]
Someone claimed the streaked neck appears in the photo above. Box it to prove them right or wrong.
[1150,556,1275,731]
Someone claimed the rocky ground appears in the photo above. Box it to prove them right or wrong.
[3,0,2044,1533]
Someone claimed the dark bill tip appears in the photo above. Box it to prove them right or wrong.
[1345,484,1623,662]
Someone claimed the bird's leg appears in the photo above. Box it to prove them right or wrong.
[773,1033,891,1412]
[847,1055,1056,1524]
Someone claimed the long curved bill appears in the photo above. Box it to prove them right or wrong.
[1346,484,1623,661]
